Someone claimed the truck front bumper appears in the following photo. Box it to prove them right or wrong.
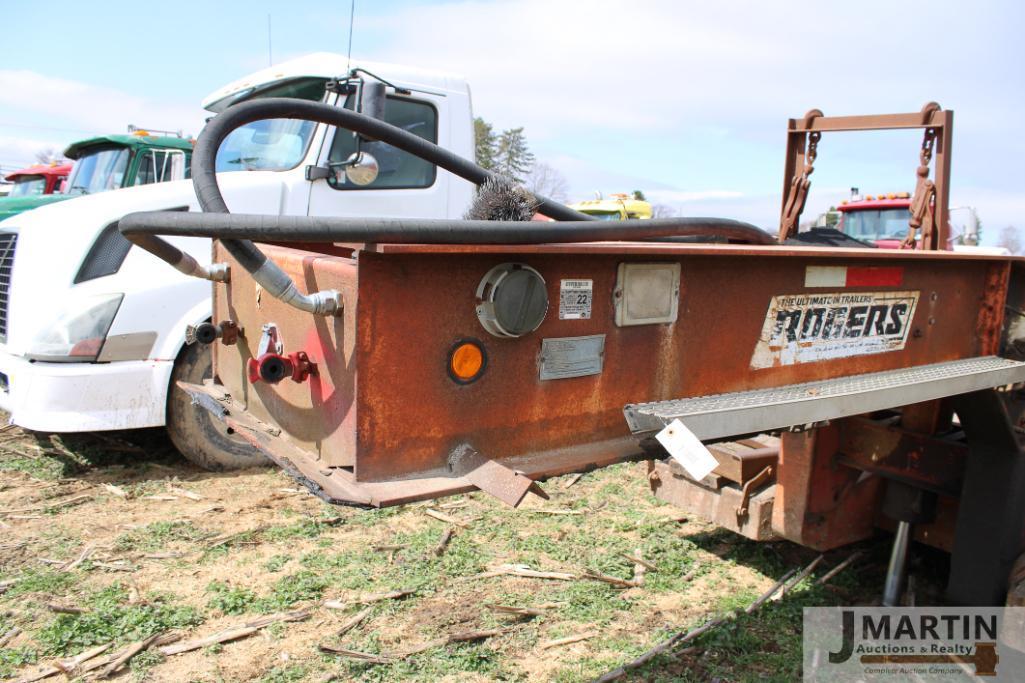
[0,353,172,432]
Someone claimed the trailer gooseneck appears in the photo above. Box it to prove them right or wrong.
[124,100,1025,606]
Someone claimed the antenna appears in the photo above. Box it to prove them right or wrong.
[345,0,356,73]
[267,14,272,66]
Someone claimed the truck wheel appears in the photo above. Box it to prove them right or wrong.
[166,341,270,471]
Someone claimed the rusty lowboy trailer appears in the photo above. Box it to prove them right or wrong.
[122,100,1025,605]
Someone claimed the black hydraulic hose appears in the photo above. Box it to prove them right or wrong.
[121,211,777,246]
[121,97,775,315]
[193,98,593,223]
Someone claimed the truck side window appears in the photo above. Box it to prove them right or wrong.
[136,149,180,186]
[327,96,438,190]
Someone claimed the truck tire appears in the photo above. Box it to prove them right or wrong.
[166,341,270,471]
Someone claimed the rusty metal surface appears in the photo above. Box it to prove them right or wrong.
[648,460,777,541]
[213,244,360,467]
[182,378,639,506]
[836,417,967,496]
[779,104,953,247]
[707,443,779,485]
[367,242,1023,261]
[977,261,1010,356]
[455,447,544,507]
[773,426,882,551]
[352,250,998,482]
[876,494,958,553]
[209,238,1015,507]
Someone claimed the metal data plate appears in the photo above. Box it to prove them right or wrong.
[539,334,605,380]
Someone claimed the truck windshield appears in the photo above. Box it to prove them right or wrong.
[841,208,911,241]
[585,211,624,221]
[8,176,47,197]
[213,77,327,173]
[66,147,130,195]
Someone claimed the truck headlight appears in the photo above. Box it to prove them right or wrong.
[27,293,123,362]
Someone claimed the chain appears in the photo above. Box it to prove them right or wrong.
[905,127,938,249]
[779,115,822,241]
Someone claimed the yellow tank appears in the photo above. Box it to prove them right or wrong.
[569,193,653,220]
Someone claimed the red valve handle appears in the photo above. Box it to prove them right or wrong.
[246,351,313,384]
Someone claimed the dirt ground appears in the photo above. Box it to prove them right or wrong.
[0,424,947,682]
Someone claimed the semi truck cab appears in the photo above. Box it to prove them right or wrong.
[0,53,475,469]
[0,131,192,222]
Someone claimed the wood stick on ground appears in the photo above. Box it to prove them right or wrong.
[167,486,204,501]
[98,631,164,678]
[489,564,578,581]
[781,554,824,597]
[206,525,269,549]
[91,561,137,573]
[594,565,801,683]
[317,645,396,665]
[582,570,639,589]
[530,508,584,516]
[745,567,798,614]
[371,544,408,552]
[323,589,415,610]
[815,551,864,586]
[620,552,659,573]
[0,626,21,647]
[1,494,92,517]
[433,527,454,557]
[16,641,113,683]
[400,627,512,657]
[45,603,88,615]
[159,608,311,656]
[437,500,469,510]
[562,473,585,489]
[424,508,471,528]
[63,543,96,572]
[540,631,598,650]
[335,606,373,637]
[0,579,19,594]
[487,604,555,618]
[627,549,643,586]
[101,483,128,498]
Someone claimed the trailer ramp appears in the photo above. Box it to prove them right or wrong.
[624,356,1025,440]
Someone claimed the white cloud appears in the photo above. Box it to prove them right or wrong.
[357,0,1025,227]
[0,70,208,169]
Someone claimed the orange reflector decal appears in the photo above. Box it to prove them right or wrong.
[448,340,487,383]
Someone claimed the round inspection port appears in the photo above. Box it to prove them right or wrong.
[475,263,548,338]
[447,339,487,384]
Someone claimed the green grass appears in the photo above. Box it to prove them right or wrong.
[35,583,204,656]
[0,646,37,679]
[115,520,208,552]
[259,663,312,682]
[2,567,78,598]
[206,581,259,615]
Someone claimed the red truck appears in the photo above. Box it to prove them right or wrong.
[2,161,72,197]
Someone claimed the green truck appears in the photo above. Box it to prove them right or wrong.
[0,130,193,222]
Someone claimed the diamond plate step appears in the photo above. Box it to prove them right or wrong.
[624,356,1025,440]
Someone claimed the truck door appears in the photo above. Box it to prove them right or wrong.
[306,88,451,219]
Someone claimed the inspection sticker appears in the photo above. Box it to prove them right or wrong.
[559,279,593,319]
[750,290,920,369]
[655,419,718,481]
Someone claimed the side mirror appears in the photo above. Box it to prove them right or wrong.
[342,152,379,186]
[359,81,387,122]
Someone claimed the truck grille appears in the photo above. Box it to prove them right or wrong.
[0,232,16,343]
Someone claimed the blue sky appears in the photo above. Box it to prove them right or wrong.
[2,0,1023,241]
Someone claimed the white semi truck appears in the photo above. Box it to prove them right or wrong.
[0,53,476,468]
